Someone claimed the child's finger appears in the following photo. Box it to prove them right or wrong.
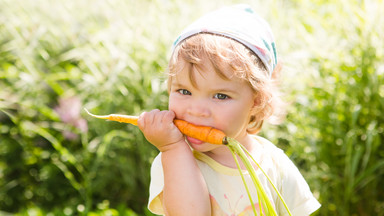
[159,110,176,125]
[138,109,160,129]
[137,112,146,130]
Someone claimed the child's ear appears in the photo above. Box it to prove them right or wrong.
[250,94,262,115]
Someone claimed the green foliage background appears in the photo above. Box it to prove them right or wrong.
[0,0,383,215]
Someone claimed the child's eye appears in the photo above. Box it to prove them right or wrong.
[214,93,229,100]
[178,89,191,95]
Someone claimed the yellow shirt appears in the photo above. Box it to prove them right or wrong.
[148,135,320,216]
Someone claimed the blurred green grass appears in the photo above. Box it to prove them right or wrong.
[0,0,383,215]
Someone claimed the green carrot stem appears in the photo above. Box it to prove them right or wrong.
[230,149,259,216]
[227,137,278,216]
[241,145,293,216]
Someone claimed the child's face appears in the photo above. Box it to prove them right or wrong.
[168,59,256,152]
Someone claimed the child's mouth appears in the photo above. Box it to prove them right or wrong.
[186,136,204,145]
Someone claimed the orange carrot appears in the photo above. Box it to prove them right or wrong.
[173,120,227,145]
[85,109,227,145]
[85,108,139,125]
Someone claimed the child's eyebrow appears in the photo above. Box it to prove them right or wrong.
[170,82,188,89]
[211,88,238,94]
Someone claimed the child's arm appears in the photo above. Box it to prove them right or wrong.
[138,109,211,216]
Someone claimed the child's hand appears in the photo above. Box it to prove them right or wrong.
[139,110,211,215]
[137,109,185,152]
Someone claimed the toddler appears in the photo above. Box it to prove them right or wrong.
[138,4,320,216]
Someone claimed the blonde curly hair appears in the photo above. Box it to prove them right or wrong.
[167,33,285,134]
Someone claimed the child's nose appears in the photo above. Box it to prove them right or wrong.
[186,99,210,118]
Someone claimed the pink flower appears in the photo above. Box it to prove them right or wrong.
[55,96,88,140]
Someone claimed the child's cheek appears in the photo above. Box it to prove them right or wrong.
[168,96,183,118]
[216,115,249,138]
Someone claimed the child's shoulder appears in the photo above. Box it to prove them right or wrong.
[251,135,290,165]
[251,135,284,154]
